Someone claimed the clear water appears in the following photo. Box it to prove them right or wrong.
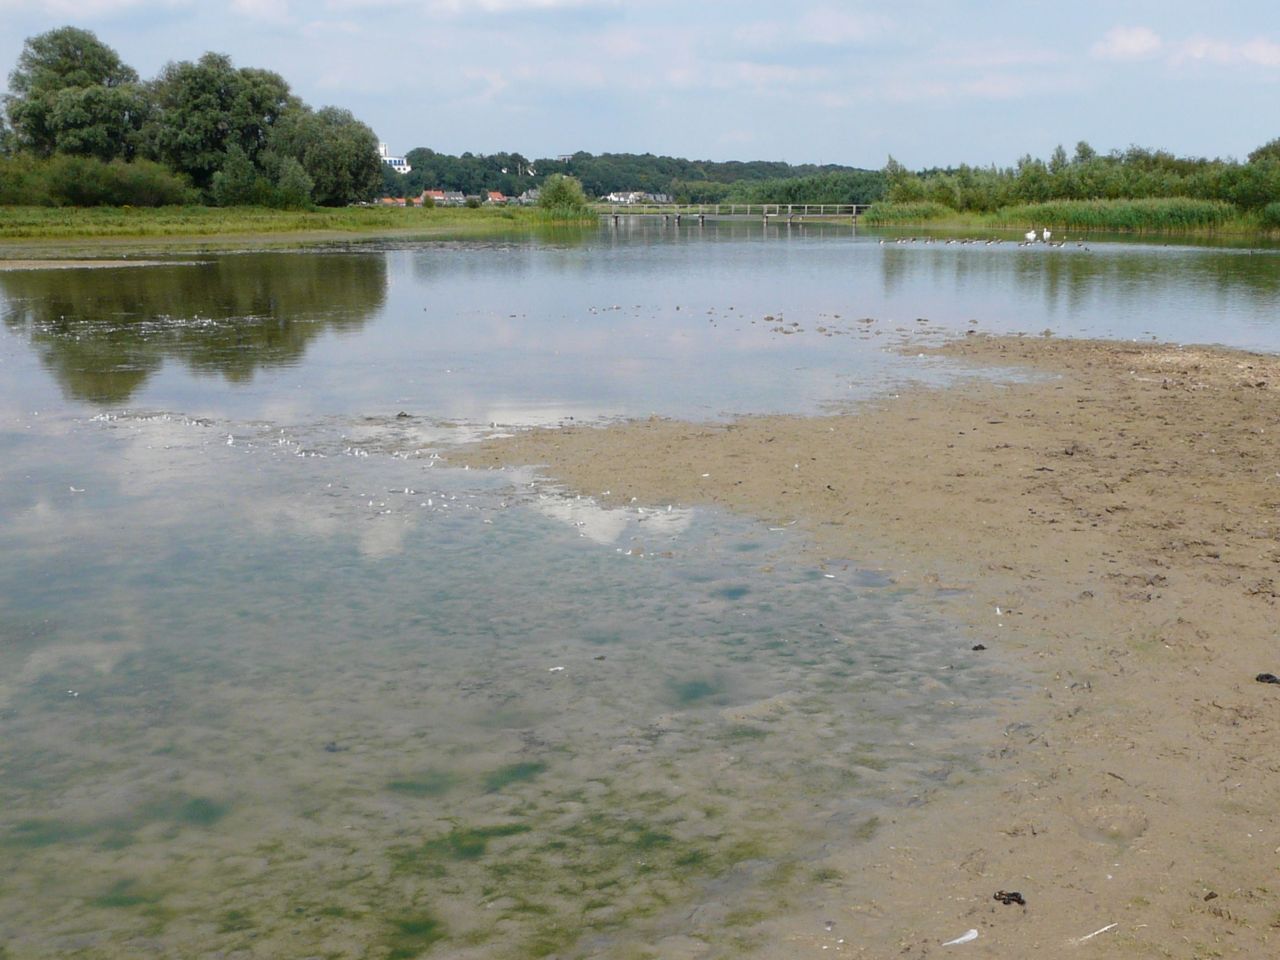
[2,222,1278,958]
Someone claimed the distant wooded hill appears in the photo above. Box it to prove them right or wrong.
[389,149,886,205]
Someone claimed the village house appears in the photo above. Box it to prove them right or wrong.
[418,190,465,206]
[377,143,411,174]
[604,191,672,204]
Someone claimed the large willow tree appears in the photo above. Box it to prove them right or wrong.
[4,26,147,160]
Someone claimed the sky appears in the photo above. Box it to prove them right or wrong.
[0,0,1277,169]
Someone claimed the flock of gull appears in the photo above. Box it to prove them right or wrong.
[880,228,1085,249]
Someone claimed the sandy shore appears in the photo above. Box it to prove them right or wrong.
[458,335,1280,958]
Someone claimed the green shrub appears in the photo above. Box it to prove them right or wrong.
[210,146,262,206]
[859,201,952,224]
[40,155,196,206]
[538,173,591,218]
[271,157,314,209]
[1260,202,1280,230]
[0,155,45,204]
[993,197,1235,232]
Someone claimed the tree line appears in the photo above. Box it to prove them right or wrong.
[1,26,381,207]
[882,140,1280,217]
[384,148,883,204]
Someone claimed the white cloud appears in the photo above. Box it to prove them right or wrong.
[231,0,291,21]
[796,7,892,46]
[1091,25,1163,61]
[433,0,614,11]
[0,0,186,15]
[321,0,610,12]
[732,8,893,51]
[1239,37,1280,68]
[1090,26,1280,71]
[1175,35,1280,68]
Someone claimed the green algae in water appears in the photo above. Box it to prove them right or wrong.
[393,823,532,872]
[667,677,722,705]
[383,914,447,960]
[720,724,772,741]
[810,866,846,884]
[2,819,95,848]
[149,795,228,827]
[218,909,254,932]
[89,879,160,910]
[2,793,226,852]
[852,815,881,841]
[483,761,547,792]
[386,769,460,798]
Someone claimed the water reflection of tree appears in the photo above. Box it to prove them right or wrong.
[878,245,1280,320]
[0,253,386,404]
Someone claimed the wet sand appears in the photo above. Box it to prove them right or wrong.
[458,335,1280,957]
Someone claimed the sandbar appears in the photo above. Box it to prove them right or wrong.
[458,335,1280,957]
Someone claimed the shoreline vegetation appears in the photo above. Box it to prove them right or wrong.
[866,141,1280,238]
[861,197,1279,236]
[4,28,1277,242]
[0,204,594,253]
[456,334,1280,957]
[2,194,1276,253]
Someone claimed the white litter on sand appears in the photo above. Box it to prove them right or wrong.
[1071,923,1118,944]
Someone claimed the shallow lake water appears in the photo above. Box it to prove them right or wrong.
[2,221,1278,958]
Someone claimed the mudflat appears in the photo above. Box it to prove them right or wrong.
[458,335,1280,958]
[0,258,175,270]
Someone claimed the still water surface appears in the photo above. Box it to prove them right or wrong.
[1,222,1278,958]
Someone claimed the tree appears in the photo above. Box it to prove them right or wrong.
[210,144,261,206]
[538,173,589,214]
[268,106,379,206]
[1248,138,1280,165]
[273,157,314,209]
[1048,144,1069,174]
[5,26,142,158]
[48,84,150,161]
[146,53,295,189]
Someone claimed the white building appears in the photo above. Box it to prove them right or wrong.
[378,143,411,175]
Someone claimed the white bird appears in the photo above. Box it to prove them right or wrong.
[1024,230,1036,242]
[1042,228,1052,241]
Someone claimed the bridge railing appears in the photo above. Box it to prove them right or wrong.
[593,203,871,218]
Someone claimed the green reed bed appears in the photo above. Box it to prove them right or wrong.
[859,201,954,225]
[863,197,1272,236]
[0,204,582,242]
[991,197,1240,232]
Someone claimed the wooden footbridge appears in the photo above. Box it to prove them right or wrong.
[595,203,871,223]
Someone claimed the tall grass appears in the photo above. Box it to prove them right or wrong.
[859,201,953,224]
[0,155,197,207]
[0,204,569,241]
[860,197,1269,235]
[990,198,1238,232]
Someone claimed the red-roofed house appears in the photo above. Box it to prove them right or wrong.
[486,191,507,205]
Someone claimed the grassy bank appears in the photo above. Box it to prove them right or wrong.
[862,197,1277,236]
[0,204,593,246]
